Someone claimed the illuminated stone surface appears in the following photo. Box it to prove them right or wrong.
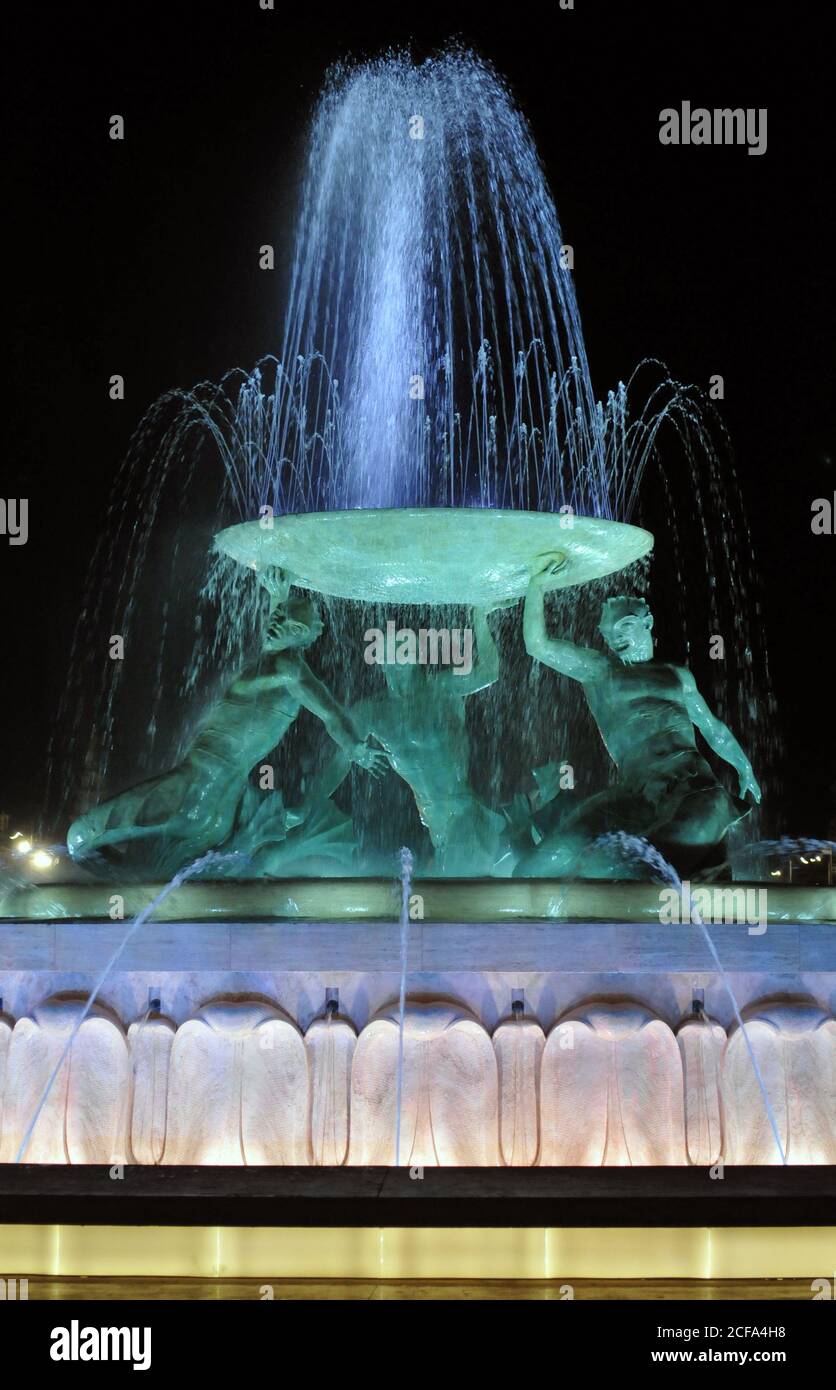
[305,1013,356,1166]
[348,1001,500,1166]
[539,1002,687,1165]
[723,1000,836,1165]
[493,1015,546,1166]
[0,1010,12,1150]
[128,1014,176,1165]
[0,998,129,1165]
[0,978,832,1167]
[5,879,833,925]
[676,1013,726,1167]
[162,1000,309,1165]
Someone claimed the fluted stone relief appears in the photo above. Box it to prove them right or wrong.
[0,997,130,1164]
[0,1010,13,1151]
[723,1001,836,1165]
[305,1012,356,1165]
[348,1001,500,1166]
[493,1014,546,1166]
[676,1012,726,1167]
[128,1013,176,1165]
[539,1002,687,1165]
[0,989,833,1167]
[162,1000,309,1165]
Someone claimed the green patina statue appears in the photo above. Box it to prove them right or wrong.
[302,605,510,874]
[67,570,386,877]
[514,557,761,877]
[66,513,763,883]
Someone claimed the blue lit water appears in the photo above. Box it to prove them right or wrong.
[45,49,777,862]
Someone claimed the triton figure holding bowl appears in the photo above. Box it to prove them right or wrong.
[66,508,761,882]
[514,556,761,878]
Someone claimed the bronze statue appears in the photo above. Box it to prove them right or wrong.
[303,606,510,874]
[67,570,386,877]
[514,558,761,877]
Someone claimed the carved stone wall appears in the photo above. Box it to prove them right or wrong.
[0,989,833,1166]
[0,998,130,1164]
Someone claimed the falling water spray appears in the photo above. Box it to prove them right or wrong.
[15,850,243,1164]
[598,833,788,1165]
[394,846,414,1167]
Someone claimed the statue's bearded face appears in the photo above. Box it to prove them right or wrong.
[599,600,653,663]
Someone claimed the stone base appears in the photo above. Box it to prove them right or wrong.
[2,877,834,923]
[1,915,834,976]
[2,1163,834,1227]
[1,916,834,1172]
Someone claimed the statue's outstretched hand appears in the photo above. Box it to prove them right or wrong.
[352,741,390,779]
[258,566,291,603]
[738,767,762,804]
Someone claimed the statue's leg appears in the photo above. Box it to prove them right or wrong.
[651,778,748,851]
[438,797,508,875]
[66,768,191,860]
[513,788,647,878]
[422,799,463,874]
[67,759,240,874]
[513,831,587,878]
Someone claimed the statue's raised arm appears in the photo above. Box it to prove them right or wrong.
[523,557,610,682]
[430,600,512,696]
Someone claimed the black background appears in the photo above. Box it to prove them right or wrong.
[4,0,834,837]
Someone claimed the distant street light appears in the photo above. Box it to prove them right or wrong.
[29,849,56,871]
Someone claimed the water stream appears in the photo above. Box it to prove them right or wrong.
[394,846,414,1166]
[598,832,787,1165]
[15,850,242,1163]
[44,48,778,856]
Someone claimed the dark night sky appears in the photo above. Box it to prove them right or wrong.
[3,0,834,837]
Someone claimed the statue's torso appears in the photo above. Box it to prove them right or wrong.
[363,689,471,803]
[584,659,699,783]
[188,655,304,772]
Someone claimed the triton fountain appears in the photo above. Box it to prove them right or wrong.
[0,47,833,1227]
[214,508,653,603]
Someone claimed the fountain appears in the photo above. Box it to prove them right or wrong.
[0,47,833,1287]
[214,508,654,603]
